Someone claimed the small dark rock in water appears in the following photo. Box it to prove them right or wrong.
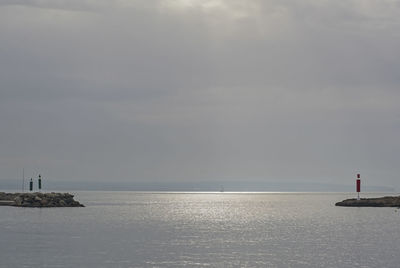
[335,196,400,207]
[0,192,84,207]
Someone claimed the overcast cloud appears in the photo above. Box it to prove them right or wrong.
[1,0,400,190]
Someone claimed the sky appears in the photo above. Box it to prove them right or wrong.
[1,0,400,190]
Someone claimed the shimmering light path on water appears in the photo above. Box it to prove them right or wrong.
[1,192,399,267]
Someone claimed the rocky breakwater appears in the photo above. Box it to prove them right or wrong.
[0,192,84,207]
[335,196,400,207]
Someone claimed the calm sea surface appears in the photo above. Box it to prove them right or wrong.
[1,192,399,267]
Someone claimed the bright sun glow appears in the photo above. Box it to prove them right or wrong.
[163,0,224,9]
[160,0,254,21]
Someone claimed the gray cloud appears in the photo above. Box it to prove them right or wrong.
[1,0,400,190]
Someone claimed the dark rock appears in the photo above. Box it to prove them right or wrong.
[0,192,85,207]
[336,196,400,207]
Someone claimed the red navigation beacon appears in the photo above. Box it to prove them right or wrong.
[356,174,361,200]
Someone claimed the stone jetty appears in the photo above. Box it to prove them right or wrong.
[0,192,84,207]
[335,196,400,207]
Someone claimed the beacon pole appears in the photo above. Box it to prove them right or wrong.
[22,168,25,193]
[356,174,361,200]
[38,174,42,191]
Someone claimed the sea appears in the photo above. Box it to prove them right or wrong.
[1,191,399,268]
